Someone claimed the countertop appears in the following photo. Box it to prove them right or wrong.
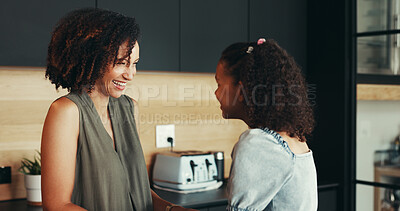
[0,184,228,211]
[0,182,338,211]
[0,200,42,211]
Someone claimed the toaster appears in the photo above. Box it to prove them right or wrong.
[152,151,219,190]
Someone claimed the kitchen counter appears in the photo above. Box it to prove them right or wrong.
[0,182,339,211]
[0,184,228,211]
[0,200,42,211]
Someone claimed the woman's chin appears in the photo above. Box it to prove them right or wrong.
[110,91,124,98]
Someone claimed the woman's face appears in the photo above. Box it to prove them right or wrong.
[214,61,245,119]
[95,41,140,98]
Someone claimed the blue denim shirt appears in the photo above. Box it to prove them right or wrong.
[227,128,318,211]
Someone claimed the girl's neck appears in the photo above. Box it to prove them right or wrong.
[277,132,310,154]
[242,117,252,128]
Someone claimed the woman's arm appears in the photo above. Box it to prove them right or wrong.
[41,97,86,211]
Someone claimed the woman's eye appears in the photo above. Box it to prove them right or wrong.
[116,59,130,66]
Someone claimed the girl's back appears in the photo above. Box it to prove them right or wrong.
[228,128,317,211]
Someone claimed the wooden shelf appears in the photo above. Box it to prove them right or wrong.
[357,84,400,100]
[374,166,400,211]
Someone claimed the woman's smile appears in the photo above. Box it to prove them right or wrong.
[112,80,127,90]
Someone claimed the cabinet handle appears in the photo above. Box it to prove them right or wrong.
[395,15,400,48]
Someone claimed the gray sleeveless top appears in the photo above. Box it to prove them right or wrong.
[65,92,153,211]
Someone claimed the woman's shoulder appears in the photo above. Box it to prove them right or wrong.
[49,96,79,116]
[43,97,79,142]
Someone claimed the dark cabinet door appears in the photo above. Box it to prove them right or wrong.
[318,187,338,211]
[98,0,180,71]
[249,0,307,73]
[180,0,248,73]
[0,0,94,66]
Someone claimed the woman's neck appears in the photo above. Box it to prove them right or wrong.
[87,89,110,121]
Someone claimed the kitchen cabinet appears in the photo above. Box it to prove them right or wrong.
[180,0,307,73]
[356,0,400,84]
[1,0,309,74]
[180,0,247,73]
[249,0,307,73]
[97,0,180,71]
[0,0,94,66]
[318,184,339,211]
[101,0,248,73]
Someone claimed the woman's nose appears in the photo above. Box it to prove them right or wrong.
[123,66,136,81]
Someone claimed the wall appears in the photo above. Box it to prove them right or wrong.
[0,67,247,201]
[356,100,400,211]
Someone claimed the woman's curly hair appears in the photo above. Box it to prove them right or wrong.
[220,39,314,141]
[46,8,140,93]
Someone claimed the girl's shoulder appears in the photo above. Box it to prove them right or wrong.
[238,128,284,147]
[237,128,313,159]
[235,128,293,158]
[231,129,295,175]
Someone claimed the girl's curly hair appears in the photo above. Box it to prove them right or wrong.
[220,39,314,141]
[46,8,140,93]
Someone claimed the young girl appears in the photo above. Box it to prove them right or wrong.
[215,38,317,211]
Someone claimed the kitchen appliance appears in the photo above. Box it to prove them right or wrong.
[213,151,224,181]
[152,151,220,190]
[382,188,400,210]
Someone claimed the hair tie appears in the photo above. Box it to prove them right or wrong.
[257,38,266,45]
[246,38,266,54]
[246,46,254,54]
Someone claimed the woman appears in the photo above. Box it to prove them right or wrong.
[41,8,194,211]
[215,38,318,210]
